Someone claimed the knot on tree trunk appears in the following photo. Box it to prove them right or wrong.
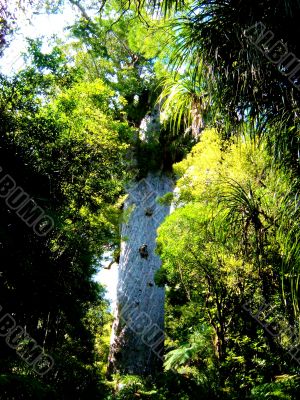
[139,244,148,259]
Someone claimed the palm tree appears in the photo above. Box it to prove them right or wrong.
[159,73,209,137]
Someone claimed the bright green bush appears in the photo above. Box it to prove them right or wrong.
[250,376,300,400]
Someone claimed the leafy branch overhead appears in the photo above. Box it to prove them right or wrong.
[1,0,300,399]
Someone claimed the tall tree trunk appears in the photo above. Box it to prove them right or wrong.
[107,172,173,376]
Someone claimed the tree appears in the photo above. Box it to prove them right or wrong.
[0,36,132,397]
[156,128,300,396]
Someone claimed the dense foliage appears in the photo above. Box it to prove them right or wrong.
[1,0,300,399]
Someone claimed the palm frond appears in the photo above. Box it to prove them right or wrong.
[164,327,214,370]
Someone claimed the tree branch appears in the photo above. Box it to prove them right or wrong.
[68,0,92,22]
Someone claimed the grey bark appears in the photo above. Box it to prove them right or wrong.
[107,172,173,376]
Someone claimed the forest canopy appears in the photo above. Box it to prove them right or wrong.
[1,1,300,399]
